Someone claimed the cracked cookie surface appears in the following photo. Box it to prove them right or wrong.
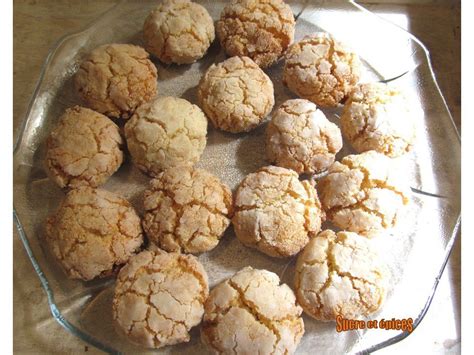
[283,33,361,107]
[113,249,209,348]
[45,187,143,281]
[266,99,343,174]
[142,166,233,254]
[74,43,158,119]
[341,83,416,157]
[124,96,207,176]
[143,0,215,64]
[295,229,387,321]
[216,0,295,68]
[201,267,304,354]
[44,106,123,189]
[317,151,410,238]
[232,166,324,257]
[198,56,274,133]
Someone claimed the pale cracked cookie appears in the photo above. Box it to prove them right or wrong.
[124,96,207,176]
[340,82,416,157]
[201,267,304,354]
[198,56,274,133]
[142,166,233,254]
[45,187,143,281]
[113,249,209,348]
[317,151,410,238]
[75,43,158,119]
[295,229,387,321]
[266,99,343,174]
[45,106,123,189]
[216,0,295,68]
[143,0,215,64]
[283,33,361,107]
[232,166,324,257]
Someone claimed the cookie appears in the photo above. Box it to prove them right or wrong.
[124,96,207,176]
[74,43,158,119]
[201,267,304,354]
[143,0,215,64]
[283,33,361,107]
[113,249,209,348]
[44,187,143,281]
[198,56,274,133]
[216,0,295,68]
[232,166,324,257]
[294,229,387,321]
[142,166,233,254]
[317,151,410,238]
[340,82,416,157]
[266,99,343,174]
[44,106,123,189]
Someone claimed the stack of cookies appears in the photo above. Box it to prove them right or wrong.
[42,0,418,353]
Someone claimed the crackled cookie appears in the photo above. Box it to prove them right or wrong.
[201,267,304,354]
[232,166,324,257]
[295,229,387,321]
[113,249,209,348]
[266,99,343,174]
[44,106,123,189]
[198,56,274,133]
[317,151,410,238]
[124,96,207,176]
[216,0,295,68]
[142,166,233,254]
[340,83,416,157]
[283,33,361,107]
[75,43,158,119]
[143,0,215,64]
[45,187,143,281]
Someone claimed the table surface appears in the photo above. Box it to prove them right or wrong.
[13,0,461,353]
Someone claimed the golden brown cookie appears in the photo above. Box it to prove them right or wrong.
[266,99,343,174]
[340,82,416,157]
[74,43,157,119]
[201,267,304,354]
[142,166,233,254]
[124,96,207,177]
[45,187,143,281]
[216,0,295,68]
[283,33,361,107]
[295,229,387,321]
[317,151,410,238]
[198,56,274,133]
[44,106,123,189]
[143,0,215,64]
[232,166,324,257]
[113,249,209,348]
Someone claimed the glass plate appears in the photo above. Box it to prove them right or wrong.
[13,1,461,354]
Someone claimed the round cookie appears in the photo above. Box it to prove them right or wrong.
[198,56,274,133]
[216,0,295,68]
[45,187,143,281]
[201,267,304,354]
[143,0,215,64]
[317,151,410,238]
[45,106,123,189]
[266,99,343,174]
[295,229,387,321]
[283,33,361,107]
[142,166,233,254]
[232,166,324,257]
[113,249,209,348]
[74,43,158,119]
[340,82,416,157]
[124,96,207,176]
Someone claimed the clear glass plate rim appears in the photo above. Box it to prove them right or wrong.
[12,1,461,354]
